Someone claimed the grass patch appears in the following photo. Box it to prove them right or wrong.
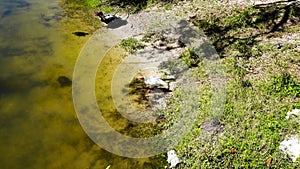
[267,72,300,98]
[120,38,145,53]
[61,0,184,14]
[158,1,300,168]
[173,71,300,168]
[179,47,202,68]
[191,0,300,59]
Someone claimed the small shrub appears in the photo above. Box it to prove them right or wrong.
[268,72,300,97]
[120,38,145,53]
[180,47,201,67]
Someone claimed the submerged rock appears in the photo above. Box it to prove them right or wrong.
[57,76,72,87]
[72,32,89,37]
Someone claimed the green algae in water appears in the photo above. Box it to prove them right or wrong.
[95,45,129,131]
[95,44,168,137]
[95,45,166,167]
[0,0,103,167]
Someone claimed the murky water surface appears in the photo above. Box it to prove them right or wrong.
[0,0,161,168]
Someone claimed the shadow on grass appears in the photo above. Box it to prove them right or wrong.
[191,0,300,58]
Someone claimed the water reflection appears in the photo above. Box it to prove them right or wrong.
[0,0,100,168]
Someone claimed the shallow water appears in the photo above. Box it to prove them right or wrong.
[0,0,161,168]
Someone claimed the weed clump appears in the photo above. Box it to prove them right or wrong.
[120,38,145,53]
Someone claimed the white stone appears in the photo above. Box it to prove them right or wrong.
[279,135,300,162]
[169,82,177,91]
[167,150,180,168]
[286,109,300,119]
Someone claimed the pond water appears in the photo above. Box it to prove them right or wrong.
[0,0,161,168]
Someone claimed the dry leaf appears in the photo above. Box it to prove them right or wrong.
[266,158,272,166]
